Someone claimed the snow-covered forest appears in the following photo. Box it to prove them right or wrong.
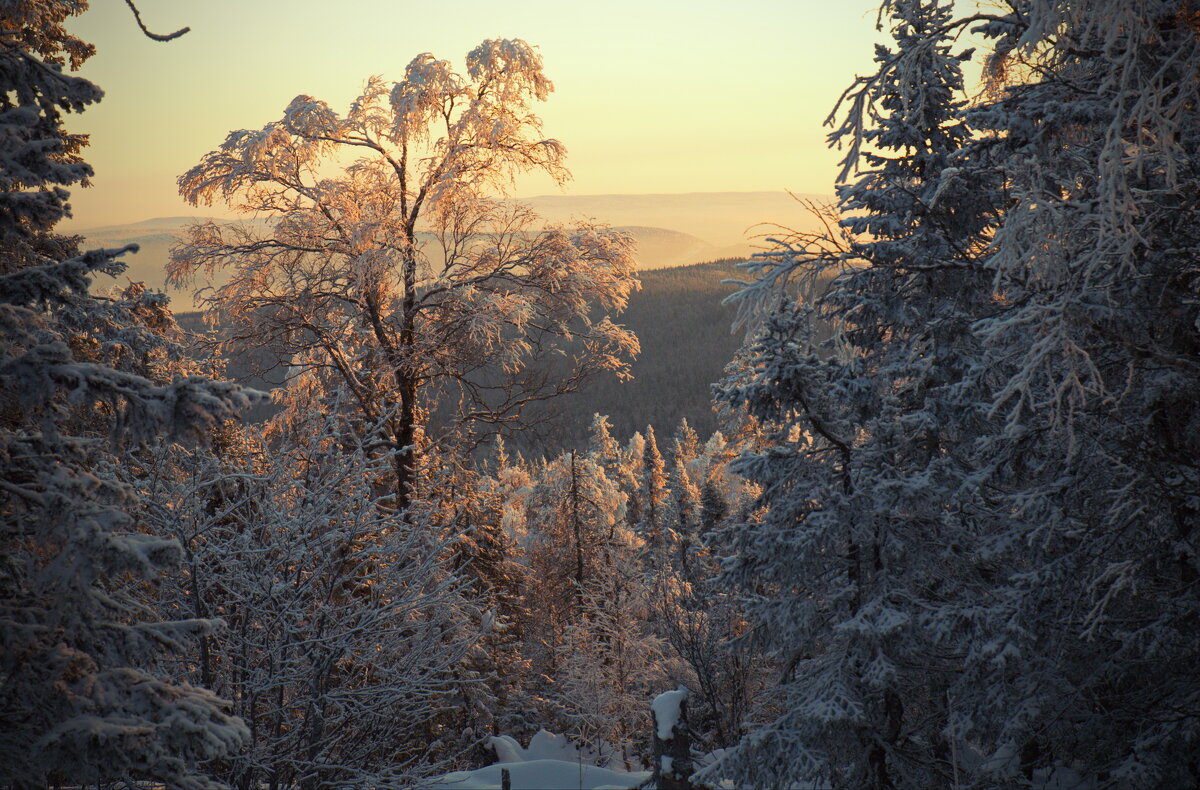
[2,1,1199,789]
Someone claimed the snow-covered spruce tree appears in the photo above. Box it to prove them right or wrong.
[946,3,1200,785]
[0,0,94,267]
[614,430,645,533]
[661,419,701,582]
[693,429,738,537]
[639,425,669,542]
[588,413,643,534]
[136,418,471,788]
[586,412,623,471]
[636,425,675,600]
[169,39,639,515]
[0,4,259,786]
[667,450,701,584]
[702,2,1002,788]
[0,253,258,789]
[670,417,701,470]
[485,436,535,569]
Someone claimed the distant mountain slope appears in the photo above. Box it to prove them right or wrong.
[75,191,831,248]
[77,218,756,310]
[515,190,831,248]
[76,191,830,308]
[608,226,746,270]
[78,231,187,296]
[76,216,224,236]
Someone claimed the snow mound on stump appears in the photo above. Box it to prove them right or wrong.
[652,687,688,739]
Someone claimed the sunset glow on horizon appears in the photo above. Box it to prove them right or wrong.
[61,0,886,230]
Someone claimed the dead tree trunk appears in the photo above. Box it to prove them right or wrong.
[652,688,693,790]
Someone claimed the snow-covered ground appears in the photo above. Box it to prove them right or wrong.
[426,759,648,790]
[425,731,649,790]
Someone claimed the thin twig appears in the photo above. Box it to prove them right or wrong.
[123,0,190,42]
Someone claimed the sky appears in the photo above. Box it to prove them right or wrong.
[62,0,888,230]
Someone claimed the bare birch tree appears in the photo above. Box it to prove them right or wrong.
[169,39,639,514]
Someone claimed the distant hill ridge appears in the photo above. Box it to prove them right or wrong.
[77,223,754,311]
[514,190,830,248]
[76,189,829,252]
[76,216,225,237]
[76,191,830,314]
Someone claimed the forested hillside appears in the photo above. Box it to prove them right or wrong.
[554,259,743,446]
[179,258,756,455]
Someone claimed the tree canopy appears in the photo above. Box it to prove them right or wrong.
[170,39,639,514]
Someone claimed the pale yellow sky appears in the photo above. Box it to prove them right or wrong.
[62,0,887,230]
